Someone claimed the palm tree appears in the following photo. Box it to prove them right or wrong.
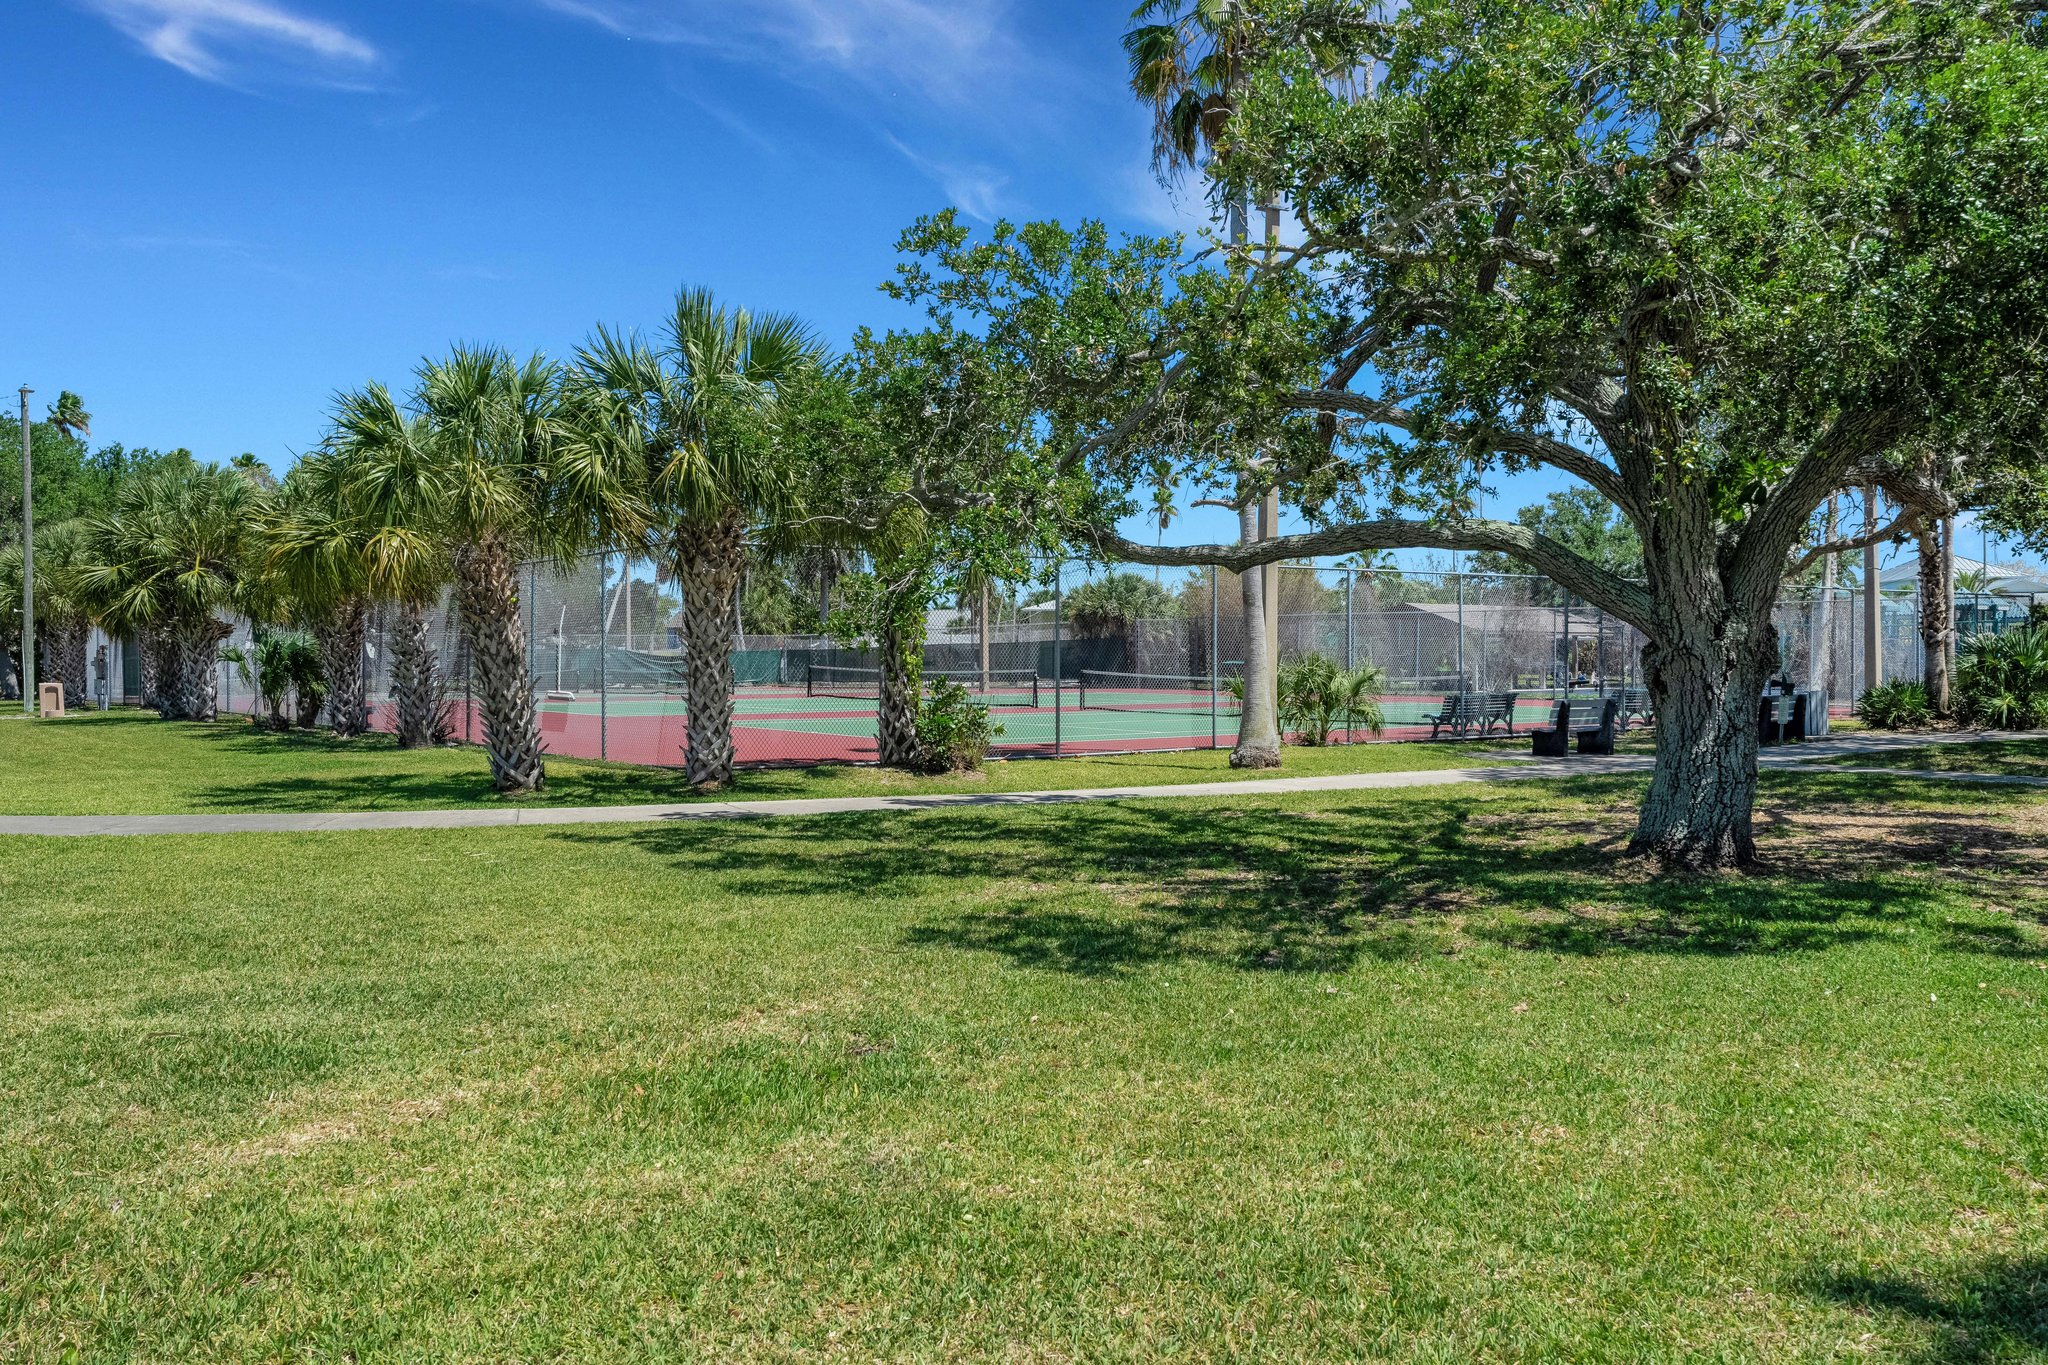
[323,386,455,749]
[1126,1,1256,213]
[1,524,95,705]
[46,391,92,442]
[262,451,399,739]
[75,465,258,720]
[1127,0,1285,767]
[358,347,640,793]
[574,288,824,790]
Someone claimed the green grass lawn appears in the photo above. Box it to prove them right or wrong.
[1818,736,2048,778]
[3,765,2047,1361]
[0,709,1498,815]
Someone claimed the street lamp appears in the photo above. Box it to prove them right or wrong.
[17,384,31,716]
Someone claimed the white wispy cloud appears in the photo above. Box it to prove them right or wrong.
[883,134,1009,220]
[78,0,379,87]
[532,0,1019,111]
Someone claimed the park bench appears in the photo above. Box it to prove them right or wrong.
[1423,692,1484,739]
[1477,691,1518,736]
[1618,686,1654,729]
[1529,695,1621,757]
[1425,691,1521,740]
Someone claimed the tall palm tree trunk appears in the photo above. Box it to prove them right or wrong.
[48,617,89,706]
[162,617,230,721]
[877,617,920,768]
[453,540,546,794]
[1917,520,1956,716]
[1231,502,1282,767]
[316,596,371,738]
[676,509,745,791]
[138,623,170,712]
[391,598,446,748]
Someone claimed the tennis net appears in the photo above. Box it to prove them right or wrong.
[806,665,1043,708]
[1077,670,1241,715]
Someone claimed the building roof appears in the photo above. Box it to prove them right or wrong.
[1876,556,2048,595]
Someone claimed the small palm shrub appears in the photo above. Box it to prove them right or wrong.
[1956,625,2048,730]
[225,631,328,730]
[1278,654,1389,745]
[911,679,1001,774]
[1856,679,1933,729]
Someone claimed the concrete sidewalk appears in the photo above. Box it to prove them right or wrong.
[0,729,2040,838]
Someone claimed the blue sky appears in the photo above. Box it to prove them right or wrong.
[2,0,2022,569]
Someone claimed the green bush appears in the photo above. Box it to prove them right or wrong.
[911,679,1001,774]
[1955,625,2048,730]
[1856,679,1933,729]
[222,630,327,730]
[1278,653,1389,746]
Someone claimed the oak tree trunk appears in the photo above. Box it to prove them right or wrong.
[390,598,447,748]
[675,509,745,791]
[453,540,547,794]
[1631,611,1778,870]
[1231,501,1283,768]
[316,596,370,738]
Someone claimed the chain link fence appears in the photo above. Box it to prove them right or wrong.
[188,553,2042,766]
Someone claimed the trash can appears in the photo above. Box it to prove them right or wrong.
[1800,688,1830,737]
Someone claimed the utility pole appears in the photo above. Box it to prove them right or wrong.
[1260,203,1282,705]
[1863,486,1881,695]
[17,385,32,716]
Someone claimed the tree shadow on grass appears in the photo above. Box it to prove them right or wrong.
[1812,1259,2048,1364]
[181,723,710,812]
[553,774,2046,977]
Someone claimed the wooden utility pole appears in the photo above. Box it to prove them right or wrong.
[1863,486,1881,694]
[1260,203,1282,705]
[17,385,32,716]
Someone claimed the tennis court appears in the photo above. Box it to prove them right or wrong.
[388,669,1597,768]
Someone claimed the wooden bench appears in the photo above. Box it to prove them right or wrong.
[1618,686,1654,729]
[1423,693,1484,739]
[1426,691,1521,740]
[1530,695,1621,757]
[1477,691,1518,736]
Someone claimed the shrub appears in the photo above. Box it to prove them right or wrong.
[1856,679,1933,729]
[224,630,326,730]
[911,679,1000,774]
[1278,653,1389,745]
[1955,625,2048,729]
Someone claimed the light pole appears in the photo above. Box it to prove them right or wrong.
[17,384,32,716]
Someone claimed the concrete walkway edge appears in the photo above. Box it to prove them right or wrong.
[2,730,2042,838]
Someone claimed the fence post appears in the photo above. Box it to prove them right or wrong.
[1456,571,1466,687]
[1345,569,1355,670]
[1048,560,1064,765]
[1554,595,1566,695]
[1596,605,1607,694]
[598,551,609,763]
[1051,559,1064,759]
[1210,565,1220,750]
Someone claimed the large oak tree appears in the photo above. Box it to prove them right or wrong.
[896,0,2048,869]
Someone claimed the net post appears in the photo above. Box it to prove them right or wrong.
[597,551,609,763]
